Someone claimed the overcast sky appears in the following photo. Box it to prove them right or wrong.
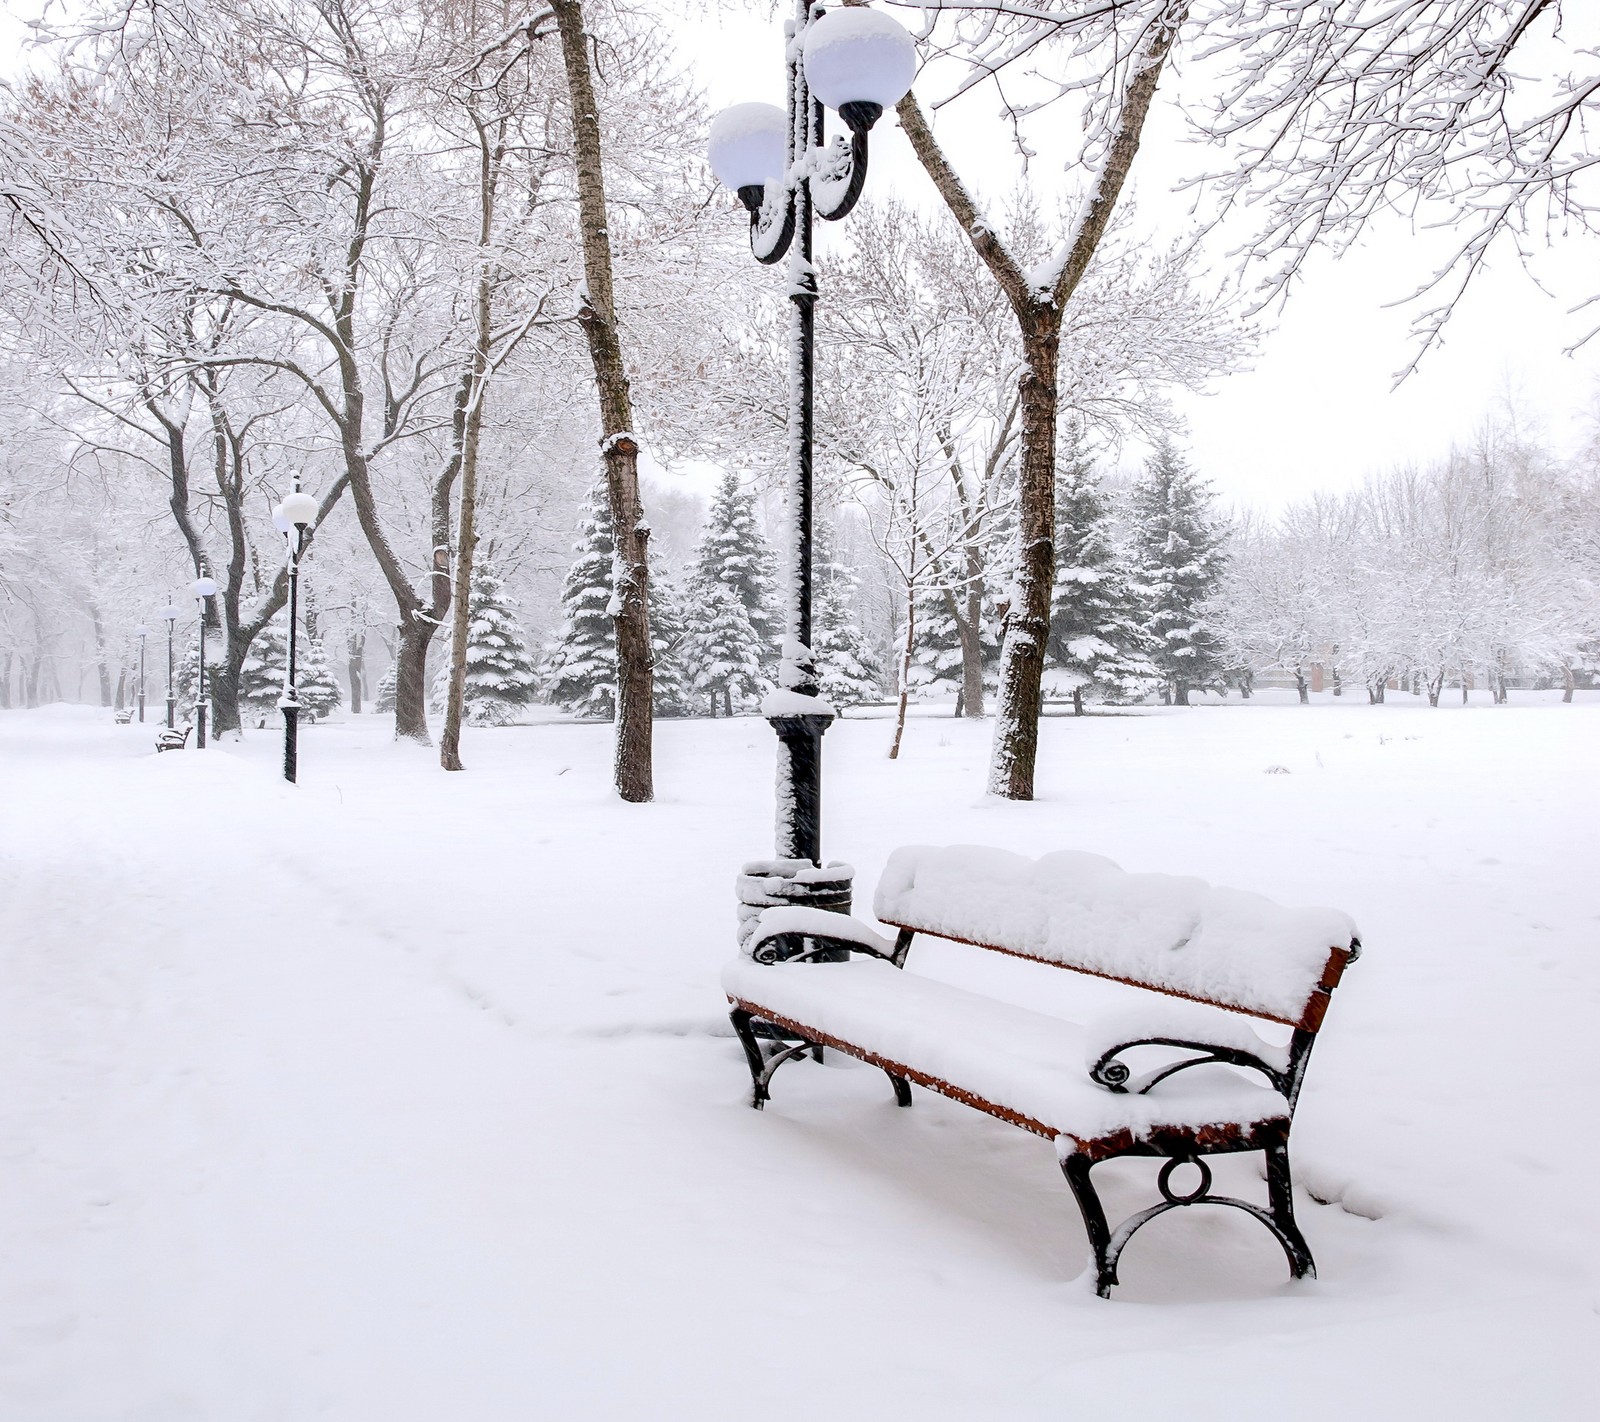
[674,4,1600,512]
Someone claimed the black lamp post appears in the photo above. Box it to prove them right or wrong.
[708,1,915,866]
[274,481,319,784]
[193,573,218,748]
[134,625,148,723]
[161,598,180,728]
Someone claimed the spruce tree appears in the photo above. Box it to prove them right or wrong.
[238,620,288,728]
[1048,436,1159,711]
[295,636,344,720]
[694,472,778,671]
[542,482,620,720]
[431,563,540,726]
[813,543,883,709]
[647,574,697,717]
[681,576,765,716]
[1128,439,1229,705]
[374,662,397,715]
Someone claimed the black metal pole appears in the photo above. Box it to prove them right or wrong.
[766,4,834,867]
[196,604,208,749]
[137,635,146,723]
[166,615,176,728]
[282,526,302,784]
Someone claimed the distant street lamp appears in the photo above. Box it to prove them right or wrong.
[193,573,219,749]
[160,599,181,728]
[707,2,915,866]
[273,481,319,784]
[134,625,148,723]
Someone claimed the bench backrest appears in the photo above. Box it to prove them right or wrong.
[873,845,1358,1032]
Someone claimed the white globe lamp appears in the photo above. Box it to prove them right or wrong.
[802,7,917,132]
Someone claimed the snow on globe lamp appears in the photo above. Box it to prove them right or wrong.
[802,5,917,134]
[134,624,149,639]
[272,507,292,535]
[278,491,318,528]
[160,604,181,623]
[193,576,219,599]
[708,102,788,214]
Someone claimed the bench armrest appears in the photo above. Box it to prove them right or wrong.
[1085,1005,1295,1099]
[1088,1036,1292,1099]
[747,906,901,965]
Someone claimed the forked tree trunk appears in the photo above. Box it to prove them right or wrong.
[554,0,652,802]
[987,326,1059,796]
[895,11,1182,798]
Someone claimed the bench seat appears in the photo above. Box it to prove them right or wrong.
[723,955,1289,1147]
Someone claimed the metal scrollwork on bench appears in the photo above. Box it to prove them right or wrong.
[750,932,896,967]
[1089,1037,1296,1101]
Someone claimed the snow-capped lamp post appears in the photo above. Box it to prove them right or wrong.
[160,599,181,729]
[273,481,319,785]
[134,625,148,723]
[192,573,219,749]
[708,3,915,874]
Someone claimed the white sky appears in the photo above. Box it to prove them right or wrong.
[674,4,1600,511]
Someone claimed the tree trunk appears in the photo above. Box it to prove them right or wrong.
[1295,668,1309,704]
[348,632,365,714]
[554,0,653,802]
[1072,686,1083,717]
[986,328,1059,798]
[1174,681,1191,706]
[1563,665,1575,703]
[1427,671,1444,707]
[889,588,916,761]
[395,618,436,742]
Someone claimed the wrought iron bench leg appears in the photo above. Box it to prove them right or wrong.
[1265,1142,1316,1281]
[885,1071,912,1107]
[1059,1152,1118,1298]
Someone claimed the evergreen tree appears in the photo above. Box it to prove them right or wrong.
[295,635,344,720]
[1128,439,1229,705]
[432,563,539,727]
[1048,436,1159,711]
[694,472,778,670]
[906,579,964,701]
[681,576,765,716]
[238,620,288,728]
[542,482,619,720]
[813,543,883,709]
[648,573,698,717]
[374,661,397,715]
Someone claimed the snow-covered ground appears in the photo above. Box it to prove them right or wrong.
[2,695,1595,1420]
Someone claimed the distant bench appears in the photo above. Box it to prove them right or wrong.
[723,845,1360,1297]
[155,723,192,753]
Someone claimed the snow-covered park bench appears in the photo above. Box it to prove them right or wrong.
[724,845,1361,1297]
[155,723,192,753]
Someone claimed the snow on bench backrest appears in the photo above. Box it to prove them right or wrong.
[873,845,1358,1030]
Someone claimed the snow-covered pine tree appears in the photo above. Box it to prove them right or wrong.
[432,563,539,727]
[694,472,779,671]
[813,543,883,710]
[681,576,765,716]
[296,636,344,720]
[647,573,697,717]
[542,482,619,720]
[238,620,288,728]
[374,661,397,715]
[906,578,965,702]
[1048,436,1159,712]
[1128,439,1229,705]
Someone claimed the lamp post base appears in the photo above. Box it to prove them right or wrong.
[281,703,300,783]
[768,711,835,866]
[165,697,176,730]
[196,701,208,750]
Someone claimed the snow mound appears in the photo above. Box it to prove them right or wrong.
[874,845,1357,1025]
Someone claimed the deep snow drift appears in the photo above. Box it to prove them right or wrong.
[2,695,1595,1420]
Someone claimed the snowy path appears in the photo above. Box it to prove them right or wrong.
[2,701,1596,1419]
